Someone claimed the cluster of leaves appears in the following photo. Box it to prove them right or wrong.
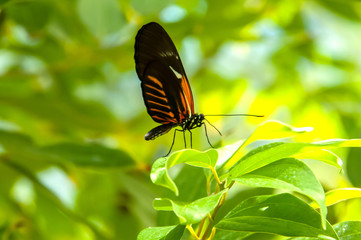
[139,121,361,240]
[0,0,361,239]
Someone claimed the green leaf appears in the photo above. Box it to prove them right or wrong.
[137,225,185,240]
[295,149,342,169]
[6,1,52,32]
[0,131,134,171]
[213,230,253,240]
[223,121,313,169]
[41,143,134,168]
[346,147,361,187]
[77,0,125,39]
[334,221,361,239]
[233,158,327,229]
[131,0,172,15]
[0,130,69,170]
[245,120,314,144]
[153,189,227,224]
[289,221,361,240]
[151,157,179,196]
[3,160,108,239]
[315,0,361,22]
[0,130,34,150]
[150,149,218,195]
[0,0,11,6]
[227,139,361,182]
[216,193,339,239]
[310,188,361,208]
[154,165,209,226]
[173,165,208,202]
[168,149,218,169]
[216,140,244,168]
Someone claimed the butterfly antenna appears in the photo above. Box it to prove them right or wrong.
[204,114,264,117]
[204,118,222,136]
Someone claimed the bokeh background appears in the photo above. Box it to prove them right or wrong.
[0,0,361,239]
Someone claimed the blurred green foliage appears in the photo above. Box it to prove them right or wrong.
[0,0,361,239]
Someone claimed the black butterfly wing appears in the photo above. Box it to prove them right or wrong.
[140,61,186,124]
[135,22,184,82]
[134,22,194,125]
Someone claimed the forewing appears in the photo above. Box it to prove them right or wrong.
[134,22,194,120]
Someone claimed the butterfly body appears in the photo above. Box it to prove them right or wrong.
[144,113,205,141]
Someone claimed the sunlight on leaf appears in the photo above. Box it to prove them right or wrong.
[168,149,218,169]
[216,140,244,168]
[213,230,253,240]
[294,149,343,169]
[233,158,327,229]
[216,193,338,239]
[224,139,361,229]
[226,139,361,182]
[153,189,227,224]
[150,149,218,195]
[310,188,361,208]
[333,221,361,239]
[137,225,185,240]
[224,120,313,169]
[246,120,314,144]
[150,157,179,195]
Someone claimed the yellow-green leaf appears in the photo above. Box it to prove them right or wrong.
[224,121,313,169]
[310,188,361,208]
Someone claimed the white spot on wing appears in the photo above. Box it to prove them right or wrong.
[169,66,182,79]
[159,51,174,57]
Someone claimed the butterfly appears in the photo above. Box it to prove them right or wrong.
[134,22,262,156]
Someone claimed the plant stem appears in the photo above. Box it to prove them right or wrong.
[206,227,216,240]
[200,191,228,240]
[186,225,200,240]
[197,218,206,236]
[210,167,222,185]
[227,180,235,189]
[206,177,211,195]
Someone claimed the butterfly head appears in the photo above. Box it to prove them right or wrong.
[199,113,205,121]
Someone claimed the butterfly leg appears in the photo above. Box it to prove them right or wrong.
[182,130,187,148]
[165,129,182,156]
[203,123,214,148]
[188,130,193,148]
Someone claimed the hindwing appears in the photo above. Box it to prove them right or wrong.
[134,22,194,124]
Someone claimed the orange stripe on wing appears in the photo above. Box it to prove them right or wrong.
[147,75,163,88]
[145,92,168,102]
[150,108,175,118]
[152,115,177,123]
[147,100,171,109]
[180,75,194,115]
[178,93,188,119]
[144,84,166,96]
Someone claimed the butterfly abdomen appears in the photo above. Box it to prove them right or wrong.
[145,124,175,140]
